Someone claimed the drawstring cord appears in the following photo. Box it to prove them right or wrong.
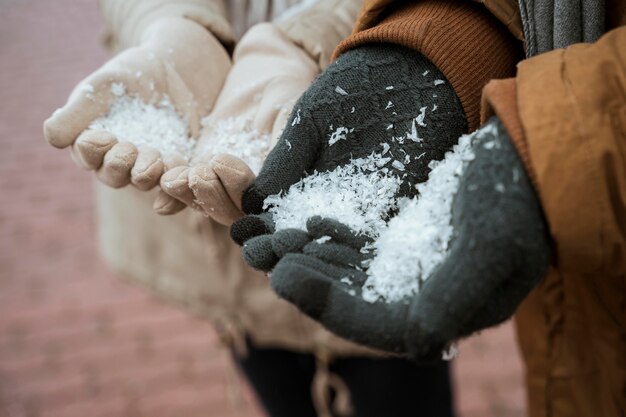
[312,350,353,417]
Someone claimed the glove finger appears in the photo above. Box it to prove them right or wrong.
[130,147,164,191]
[153,189,186,215]
[242,234,279,272]
[210,154,256,211]
[302,241,365,275]
[271,254,336,321]
[272,253,409,354]
[306,216,373,250]
[96,142,138,188]
[160,166,196,208]
[188,162,246,226]
[71,130,118,170]
[271,228,311,258]
[157,155,188,217]
[230,212,275,246]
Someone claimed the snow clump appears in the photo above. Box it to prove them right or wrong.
[88,86,195,160]
[88,84,271,170]
[264,151,404,238]
[361,132,477,303]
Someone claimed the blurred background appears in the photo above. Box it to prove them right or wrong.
[0,1,526,416]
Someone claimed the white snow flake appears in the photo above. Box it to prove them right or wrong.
[335,86,348,95]
[328,126,352,146]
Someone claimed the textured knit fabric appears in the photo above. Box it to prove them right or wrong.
[352,0,524,39]
[243,43,466,211]
[518,0,605,57]
[343,0,626,60]
[231,43,467,270]
[332,0,522,131]
[268,117,550,357]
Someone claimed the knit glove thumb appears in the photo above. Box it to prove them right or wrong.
[231,43,467,271]
[268,118,551,359]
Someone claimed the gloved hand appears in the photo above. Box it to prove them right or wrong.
[231,43,467,270]
[43,17,230,196]
[266,118,551,359]
[155,23,319,224]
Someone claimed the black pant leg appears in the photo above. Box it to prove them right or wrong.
[331,357,455,417]
[232,340,319,417]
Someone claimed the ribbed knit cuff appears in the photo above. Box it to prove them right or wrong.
[481,78,539,192]
[333,0,522,131]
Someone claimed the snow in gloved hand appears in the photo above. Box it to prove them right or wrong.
[88,83,271,170]
[235,43,469,283]
[264,125,500,304]
[88,83,196,160]
[263,146,405,238]
[362,132,478,303]
[261,76,459,239]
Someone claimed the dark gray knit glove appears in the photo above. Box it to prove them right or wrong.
[231,43,466,271]
[269,118,552,359]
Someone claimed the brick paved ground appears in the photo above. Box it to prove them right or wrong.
[0,1,527,416]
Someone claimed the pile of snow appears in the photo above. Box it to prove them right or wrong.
[88,84,271,170]
[196,117,271,175]
[264,150,404,237]
[362,132,477,303]
[88,84,195,160]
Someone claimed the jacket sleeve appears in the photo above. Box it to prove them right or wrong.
[332,0,523,131]
[482,26,626,276]
[98,0,235,53]
[274,0,361,70]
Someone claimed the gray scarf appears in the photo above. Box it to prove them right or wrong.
[518,0,605,57]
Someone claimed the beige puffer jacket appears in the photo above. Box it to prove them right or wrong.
[95,0,379,360]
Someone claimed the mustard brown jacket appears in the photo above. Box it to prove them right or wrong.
[334,1,626,416]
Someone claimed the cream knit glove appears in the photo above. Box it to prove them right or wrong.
[156,23,318,224]
[43,17,231,194]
